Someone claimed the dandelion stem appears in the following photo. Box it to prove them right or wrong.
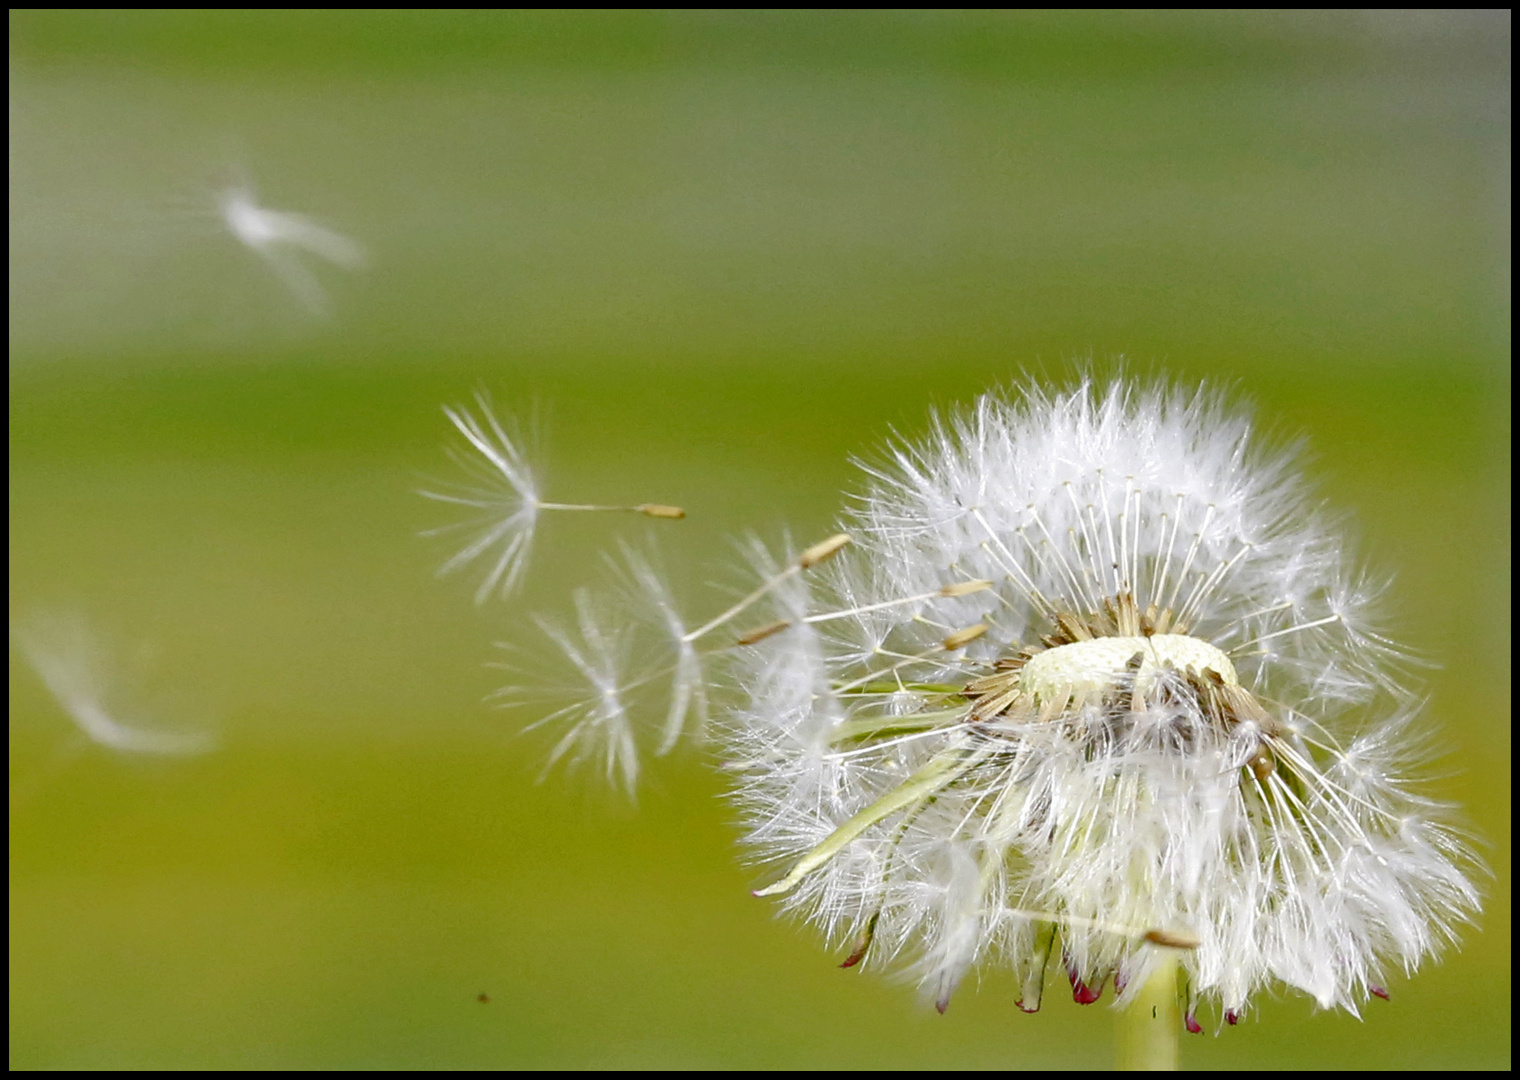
[1117,951,1180,1071]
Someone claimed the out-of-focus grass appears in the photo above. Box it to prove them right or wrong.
[9,11,1510,1070]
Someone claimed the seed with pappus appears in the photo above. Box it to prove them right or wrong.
[708,378,1480,1032]
[218,180,366,318]
[422,392,686,604]
[14,609,215,758]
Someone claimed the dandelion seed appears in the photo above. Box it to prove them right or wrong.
[12,611,214,756]
[499,536,738,794]
[715,377,1480,1034]
[617,542,707,755]
[514,532,846,791]
[530,589,639,795]
[422,393,685,603]
[218,180,365,317]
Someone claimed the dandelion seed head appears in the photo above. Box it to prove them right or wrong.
[727,377,1480,1026]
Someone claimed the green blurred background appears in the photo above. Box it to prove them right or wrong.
[9,11,1510,1069]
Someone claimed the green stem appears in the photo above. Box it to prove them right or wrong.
[1116,951,1180,1071]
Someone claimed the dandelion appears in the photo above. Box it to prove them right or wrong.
[709,378,1479,1059]
[505,376,1480,1063]
[421,392,685,604]
[218,180,366,317]
[12,610,214,757]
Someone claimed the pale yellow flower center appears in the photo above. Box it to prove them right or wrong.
[1019,633,1237,705]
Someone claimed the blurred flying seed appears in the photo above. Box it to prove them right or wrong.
[218,181,365,317]
[13,610,215,756]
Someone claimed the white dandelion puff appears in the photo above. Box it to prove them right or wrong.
[423,395,544,603]
[507,589,640,795]
[716,377,1480,1031]
[421,393,686,603]
[510,534,848,794]
[12,611,215,756]
[616,543,708,755]
[218,180,366,317]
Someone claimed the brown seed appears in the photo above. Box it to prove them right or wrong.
[1056,612,1093,642]
[1248,748,1276,782]
[940,579,993,597]
[798,533,851,569]
[1143,928,1200,949]
[736,619,791,646]
[942,623,989,651]
[636,503,686,519]
[839,911,879,969]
